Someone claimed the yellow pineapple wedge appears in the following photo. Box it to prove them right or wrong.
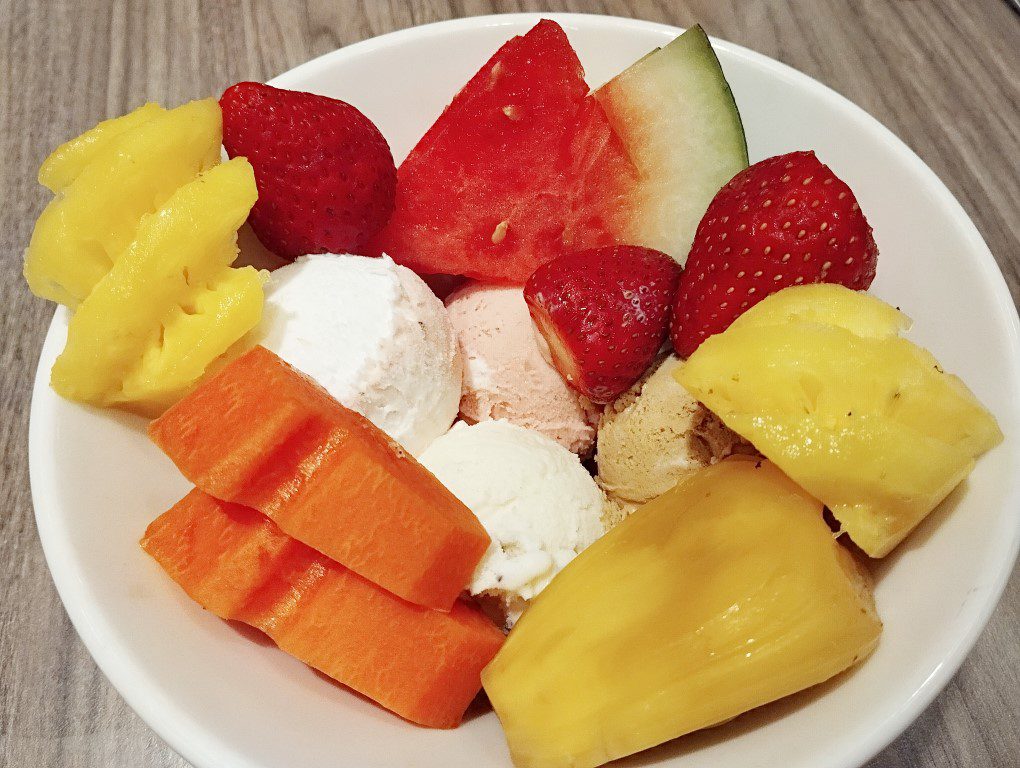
[25,99,221,307]
[50,158,264,416]
[37,102,165,192]
[677,284,1003,557]
[483,457,881,768]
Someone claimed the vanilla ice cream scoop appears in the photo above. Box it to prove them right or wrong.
[255,253,461,455]
[445,283,599,455]
[596,355,743,506]
[419,420,606,629]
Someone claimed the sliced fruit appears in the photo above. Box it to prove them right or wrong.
[142,489,505,729]
[726,281,907,338]
[50,158,264,415]
[370,19,638,283]
[38,102,165,191]
[677,285,1003,557]
[483,457,881,768]
[25,98,222,307]
[220,82,397,260]
[669,150,878,357]
[595,24,748,263]
[148,345,490,611]
[118,265,266,407]
[524,245,681,403]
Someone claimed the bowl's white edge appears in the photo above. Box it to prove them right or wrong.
[28,12,1020,768]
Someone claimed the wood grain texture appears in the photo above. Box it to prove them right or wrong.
[0,1,1017,766]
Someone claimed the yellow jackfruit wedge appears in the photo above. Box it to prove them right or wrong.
[51,158,263,416]
[678,285,1003,557]
[483,457,881,768]
[25,99,221,307]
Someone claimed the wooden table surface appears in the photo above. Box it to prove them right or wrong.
[1,1,1017,766]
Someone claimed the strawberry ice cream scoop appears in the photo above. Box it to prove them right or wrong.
[445,283,600,456]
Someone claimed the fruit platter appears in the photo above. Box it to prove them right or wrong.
[26,13,1019,768]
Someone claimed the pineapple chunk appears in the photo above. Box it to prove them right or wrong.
[678,285,1003,557]
[25,99,221,307]
[483,457,881,768]
[727,282,911,338]
[50,158,263,416]
[38,102,165,192]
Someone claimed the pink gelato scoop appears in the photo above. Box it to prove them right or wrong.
[445,283,600,455]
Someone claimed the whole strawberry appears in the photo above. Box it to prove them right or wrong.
[671,151,878,357]
[524,246,681,404]
[220,82,396,260]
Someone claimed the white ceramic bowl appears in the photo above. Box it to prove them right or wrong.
[29,13,1020,768]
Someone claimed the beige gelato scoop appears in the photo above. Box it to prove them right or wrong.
[596,355,743,507]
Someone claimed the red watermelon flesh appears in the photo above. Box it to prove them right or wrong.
[370,20,638,284]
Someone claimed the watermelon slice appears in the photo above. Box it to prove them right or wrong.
[373,21,748,283]
[370,20,637,284]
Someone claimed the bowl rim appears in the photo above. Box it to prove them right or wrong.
[29,11,1020,768]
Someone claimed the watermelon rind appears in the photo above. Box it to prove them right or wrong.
[596,25,749,265]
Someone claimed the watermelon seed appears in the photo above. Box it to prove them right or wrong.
[491,220,509,244]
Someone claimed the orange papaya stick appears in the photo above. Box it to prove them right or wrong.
[148,346,489,610]
[142,489,505,729]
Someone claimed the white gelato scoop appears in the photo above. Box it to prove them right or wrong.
[419,420,606,628]
[256,253,462,455]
